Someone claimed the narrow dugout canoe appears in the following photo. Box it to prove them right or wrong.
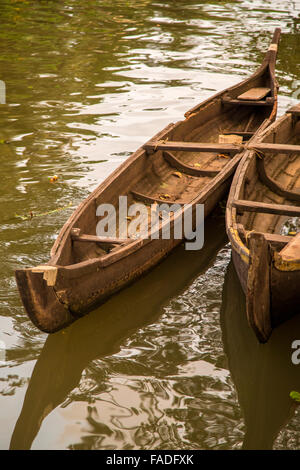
[226,103,300,343]
[16,29,281,333]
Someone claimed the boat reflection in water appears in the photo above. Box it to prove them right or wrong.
[10,213,227,450]
[220,261,300,450]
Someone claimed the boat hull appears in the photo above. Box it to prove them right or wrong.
[16,177,228,333]
[227,109,300,342]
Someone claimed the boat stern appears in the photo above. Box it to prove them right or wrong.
[15,267,74,333]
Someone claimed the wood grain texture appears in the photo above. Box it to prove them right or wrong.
[251,143,300,154]
[233,200,300,217]
[246,232,272,343]
[144,141,242,154]
[238,87,271,101]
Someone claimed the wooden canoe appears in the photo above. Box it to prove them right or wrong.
[16,29,281,333]
[226,103,300,343]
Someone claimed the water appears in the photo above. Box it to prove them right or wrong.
[0,0,300,450]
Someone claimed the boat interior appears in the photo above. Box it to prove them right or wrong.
[234,113,300,243]
[51,68,276,267]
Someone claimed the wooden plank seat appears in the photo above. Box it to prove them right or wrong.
[143,141,242,154]
[264,233,293,244]
[238,87,271,101]
[250,143,300,154]
[71,228,131,245]
[232,200,300,217]
[163,151,219,177]
[222,96,274,106]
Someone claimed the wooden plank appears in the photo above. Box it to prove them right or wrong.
[144,141,242,154]
[247,232,272,343]
[278,232,300,262]
[131,190,184,205]
[254,232,292,249]
[71,230,130,245]
[251,143,300,154]
[219,134,243,145]
[264,233,292,244]
[233,200,300,217]
[238,87,271,101]
[222,97,274,106]
[163,151,219,177]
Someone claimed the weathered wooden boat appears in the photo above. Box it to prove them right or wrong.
[226,103,300,343]
[16,29,280,333]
